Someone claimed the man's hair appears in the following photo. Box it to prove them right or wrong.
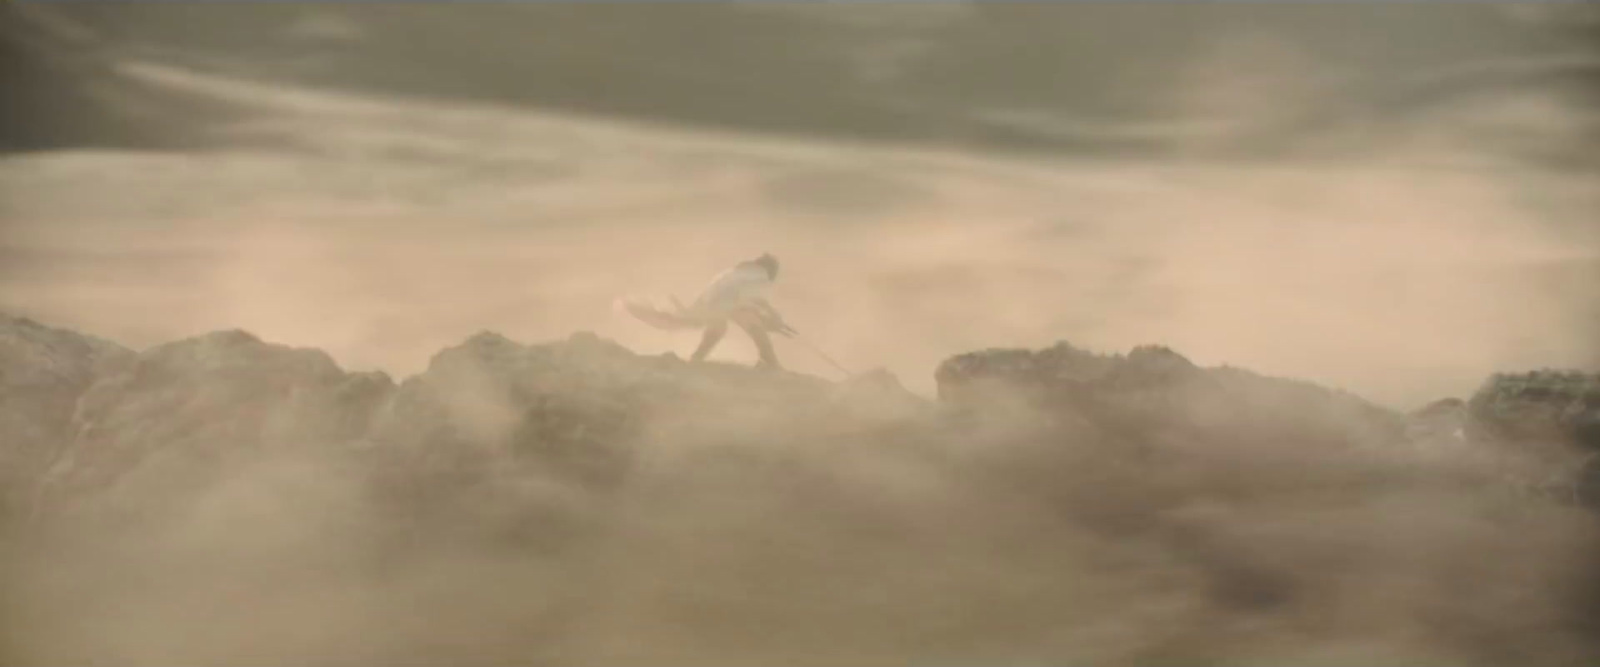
[753,253,779,280]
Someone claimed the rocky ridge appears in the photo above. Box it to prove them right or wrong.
[6,314,1598,524]
[6,313,1600,666]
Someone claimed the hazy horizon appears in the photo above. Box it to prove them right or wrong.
[4,58,1597,409]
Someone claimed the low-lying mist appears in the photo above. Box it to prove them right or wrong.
[4,332,1599,666]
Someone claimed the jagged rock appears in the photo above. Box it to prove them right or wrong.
[373,330,837,459]
[13,322,917,532]
[935,341,1406,454]
[34,328,394,519]
[358,330,862,546]
[1466,370,1600,450]
[0,314,132,518]
[1405,397,1469,448]
[1450,371,1600,508]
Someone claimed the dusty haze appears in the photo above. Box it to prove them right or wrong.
[3,4,1600,666]
[2,61,1597,408]
[4,4,1598,408]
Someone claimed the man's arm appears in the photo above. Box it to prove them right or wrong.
[749,298,797,337]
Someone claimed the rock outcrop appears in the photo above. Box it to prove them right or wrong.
[935,342,1407,455]
[1450,370,1600,508]
[359,330,871,546]
[0,314,132,519]
[1467,370,1600,450]
[13,321,932,531]
[33,329,394,520]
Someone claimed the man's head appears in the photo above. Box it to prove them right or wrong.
[752,253,779,280]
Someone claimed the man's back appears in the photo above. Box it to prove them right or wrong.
[688,258,774,318]
[680,253,785,369]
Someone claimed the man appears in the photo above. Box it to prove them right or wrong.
[619,253,795,369]
[680,253,794,369]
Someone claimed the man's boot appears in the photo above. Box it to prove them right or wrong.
[739,321,782,371]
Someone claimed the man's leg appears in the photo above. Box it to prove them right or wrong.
[691,319,728,362]
[735,319,781,369]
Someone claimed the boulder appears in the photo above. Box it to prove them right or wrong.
[1467,370,1600,450]
[0,314,132,518]
[33,328,394,519]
